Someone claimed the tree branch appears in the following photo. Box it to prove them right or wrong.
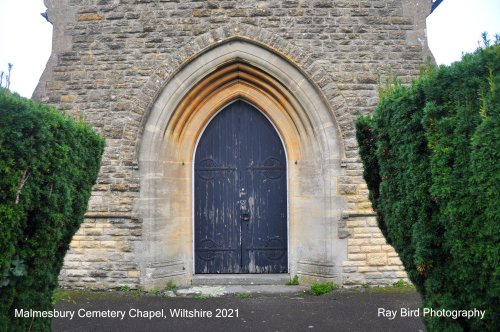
[15,169,29,204]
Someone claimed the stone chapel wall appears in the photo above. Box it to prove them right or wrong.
[34,0,433,289]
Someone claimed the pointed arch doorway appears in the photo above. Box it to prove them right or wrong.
[138,39,347,288]
[194,100,288,274]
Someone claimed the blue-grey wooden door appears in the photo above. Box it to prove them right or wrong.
[195,100,287,274]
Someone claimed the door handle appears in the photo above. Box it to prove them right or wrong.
[239,188,250,221]
[240,199,251,221]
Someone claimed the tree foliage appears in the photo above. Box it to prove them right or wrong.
[0,88,104,331]
[356,42,500,331]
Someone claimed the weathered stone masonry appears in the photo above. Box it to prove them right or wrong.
[34,0,433,289]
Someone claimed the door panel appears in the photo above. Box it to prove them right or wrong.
[195,100,287,274]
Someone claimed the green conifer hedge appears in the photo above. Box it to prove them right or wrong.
[0,88,104,331]
[356,43,499,331]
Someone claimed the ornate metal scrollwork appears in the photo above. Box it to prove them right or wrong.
[248,157,285,180]
[196,239,219,261]
[264,237,286,260]
[196,158,236,180]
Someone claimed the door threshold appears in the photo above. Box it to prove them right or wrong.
[192,274,290,286]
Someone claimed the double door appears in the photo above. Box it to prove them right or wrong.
[194,100,287,274]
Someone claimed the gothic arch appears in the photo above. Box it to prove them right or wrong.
[136,36,348,288]
[128,24,350,161]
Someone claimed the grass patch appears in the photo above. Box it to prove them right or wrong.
[117,285,131,292]
[310,282,339,296]
[235,293,253,299]
[358,279,415,292]
[194,293,211,299]
[366,280,416,293]
[165,280,177,291]
[52,289,79,304]
[286,275,299,285]
[149,288,160,295]
[392,279,409,288]
[53,289,127,302]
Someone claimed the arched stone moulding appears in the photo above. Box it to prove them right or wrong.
[169,63,308,161]
[137,39,348,288]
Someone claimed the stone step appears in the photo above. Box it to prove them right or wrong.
[176,284,307,297]
[191,274,291,286]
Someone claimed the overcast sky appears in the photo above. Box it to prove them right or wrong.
[0,0,499,98]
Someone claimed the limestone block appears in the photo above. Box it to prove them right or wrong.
[346,219,367,227]
[77,13,104,21]
[338,184,358,194]
[343,266,358,273]
[367,253,387,266]
[358,266,378,273]
[348,246,361,253]
[369,237,388,245]
[348,238,370,246]
[377,265,401,272]
[359,245,381,253]
[127,270,140,278]
[60,95,76,103]
[348,253,366,261]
